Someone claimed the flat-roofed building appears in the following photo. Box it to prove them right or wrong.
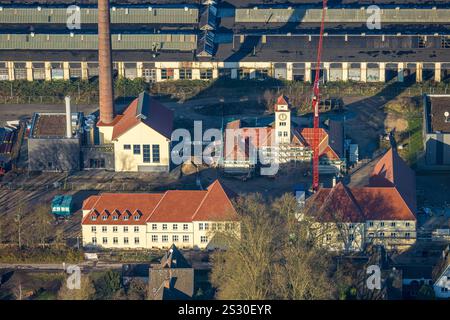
[28,111,83,172]
[1,1,450,84]
[423,94,450,167]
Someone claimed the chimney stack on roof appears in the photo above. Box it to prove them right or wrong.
[98,0,115,124]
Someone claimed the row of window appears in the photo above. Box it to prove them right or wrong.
[198,222,236,231]
[152,234,196,243]
[152,223,189,231]
[90,235,209,245]
[0,63,157,82]
[326,232,412,242]
[91,226,140,233]
[368,232,412,239]
[91,214,141,221]
[90,223,235,233]
[92,237,140,245]
[161,68,213,80]
[123,144,160,163]
[367,221,412,228]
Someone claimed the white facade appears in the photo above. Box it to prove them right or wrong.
[82,218,239,250]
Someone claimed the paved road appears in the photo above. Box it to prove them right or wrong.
[0,261,122,272]
[0,260,212,272]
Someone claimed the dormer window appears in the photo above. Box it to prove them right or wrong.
[91,215,97,221]
[102,215,108,221]
[112,209,120,221]
[133,210,142,221]
[122,210,131,221]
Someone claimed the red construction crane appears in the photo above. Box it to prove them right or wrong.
[312,0,328,192]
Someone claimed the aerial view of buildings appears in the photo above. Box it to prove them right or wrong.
[0,0,449,308]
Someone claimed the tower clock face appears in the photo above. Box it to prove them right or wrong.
[278,113,288,121]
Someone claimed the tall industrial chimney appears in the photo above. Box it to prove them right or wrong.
[98,0,115,124]
[65,96,72,138]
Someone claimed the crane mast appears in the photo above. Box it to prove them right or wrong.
[312,0,328,192]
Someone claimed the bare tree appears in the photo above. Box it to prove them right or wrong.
[211,194,283,300]
[211,193,340,300]
[14,204,24,248]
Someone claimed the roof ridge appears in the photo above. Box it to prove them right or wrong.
[191,181,215,220]
[81,194,104,224]
[146,191,170,223]
[391,187,416,220]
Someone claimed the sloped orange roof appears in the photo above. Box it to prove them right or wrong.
[81,180,238,225]
[308,182,416,223]
[193,180,239,221]
[148,191,207,222]
[310,183,364,222]
[351,187,416,221]
[81,193,164,225]
[369,149,416,213]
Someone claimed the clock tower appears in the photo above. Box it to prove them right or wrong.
[274,95,291,144]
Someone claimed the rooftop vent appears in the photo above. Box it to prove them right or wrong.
[445,111,449,123]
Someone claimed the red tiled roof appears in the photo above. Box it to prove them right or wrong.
[308,182,416,223]
[369,149,417,213]
[148,191,207,222]
[110,92,173,140]
[81,180,238,225]
[81,193,164,225]
[193,180,239,221]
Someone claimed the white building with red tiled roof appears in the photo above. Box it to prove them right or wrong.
[222,95,345,174]
[303,148,417,252]
[81,180,239,250]
[97,92,174,172]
